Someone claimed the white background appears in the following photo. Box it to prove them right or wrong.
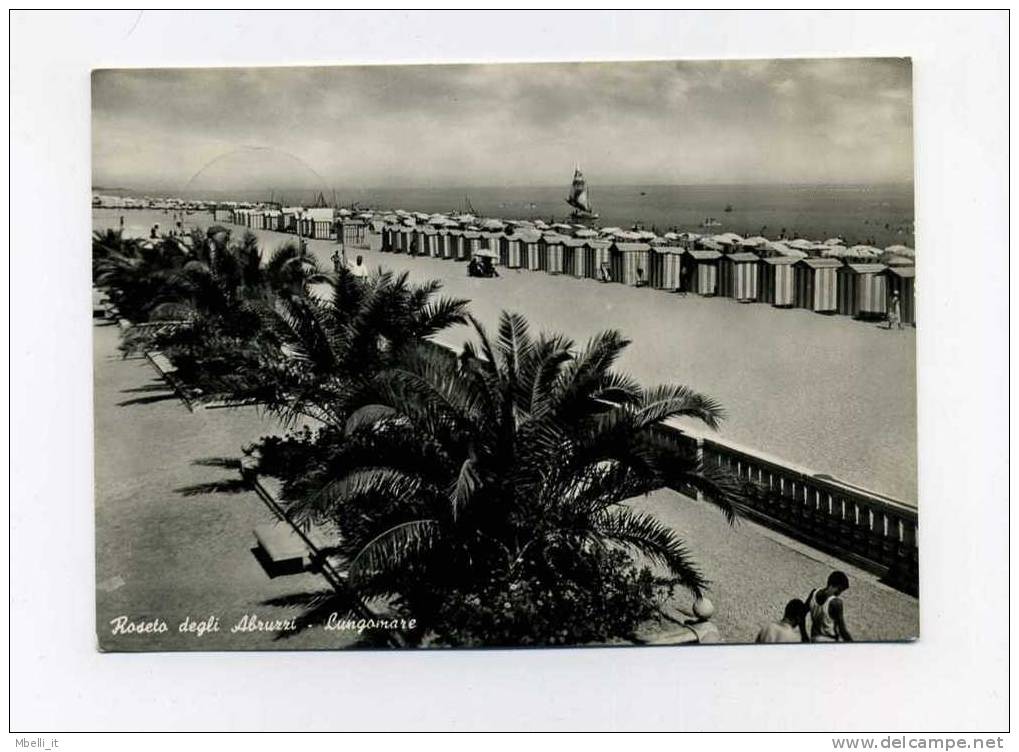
[7,10,1011,733]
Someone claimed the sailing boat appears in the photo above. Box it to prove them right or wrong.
[566,166,599,220]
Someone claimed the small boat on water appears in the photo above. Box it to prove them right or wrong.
[724,204,734,213]
[702,217,722,228]
[566,166,599,221]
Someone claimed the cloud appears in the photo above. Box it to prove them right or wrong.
[92,58,913,191]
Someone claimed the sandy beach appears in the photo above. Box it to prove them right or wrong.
[95,208,917,504]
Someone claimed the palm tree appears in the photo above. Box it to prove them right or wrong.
[282,311,742,645]
[213,265,471,425]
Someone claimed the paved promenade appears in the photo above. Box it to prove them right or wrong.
[94,319,918,647]
[94,322,356,651]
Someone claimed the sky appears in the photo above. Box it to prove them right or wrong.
[92,58,913,192]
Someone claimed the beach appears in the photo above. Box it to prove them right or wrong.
[95,208,917,504]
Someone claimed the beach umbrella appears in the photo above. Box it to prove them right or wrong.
[741,236,769,247]
[786,238,816,250]
[698,237,724,251]
[846,244,883,259]
[481,218,506,231]
[715,232,744,244]
[573,229,598,238]
[533,220,549,229]
[613,230,642,241]
[636,230,657,240]
[663,232,679,241]
[885,245,915,257]
[824,237,844,246]
[882,253,915,267]
[401,218,416,227]
[357,213,374,221]
[551,223,573,231]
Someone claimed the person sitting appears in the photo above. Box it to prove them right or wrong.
[598,262,612,283]
[755,599,809,643]
[806,571,853,642]
[635,267,648,287]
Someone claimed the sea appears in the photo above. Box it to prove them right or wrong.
[100,183,915,249]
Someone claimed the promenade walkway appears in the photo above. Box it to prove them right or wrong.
[94,322,355,651]
[94,319,918,648]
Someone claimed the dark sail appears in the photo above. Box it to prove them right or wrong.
[566,167,598,218]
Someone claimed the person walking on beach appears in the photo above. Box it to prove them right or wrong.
[806,571,853,642]
[886,291,903,330]
[331,248,346,274]
[755,599,809,643]
[349,254,368,280]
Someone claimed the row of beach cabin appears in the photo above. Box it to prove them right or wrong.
[366,223,916,325]
[220,209,915,325]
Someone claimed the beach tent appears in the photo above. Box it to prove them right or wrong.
[836,263,888,318]
[794,257,842,312]
[882,266,916,325]
[380,224,396,252]
[760,256,798,307]
[786,238,816,252]
[397,226,414,254]
[719,252,761,302]
[500,235,522,268]
[824,238,845,246]
[884,245,915,258]
[562,238,588,277]
[481,231,504,263]
[583,239,613,280]
[573,229,598,239]
[740,236,769,249]
[339,219,369,249]
[648,246,687,291]
[472,247,499,260]
[760,240,807,259]
[609,242,651,286]
[461,230,480,261]
[539,234,567,274]
[421,226,440,257]
[367,222,384,252]
[444,229,463,260]
[712,232,744,252]
[264,210,284,232]
[306,208,335,239]
[688,250,722,295]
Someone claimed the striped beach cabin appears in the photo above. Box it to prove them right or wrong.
[499,233,522,268]
[882,266,916,326]
[444,229,462,260]
[306,208,335,240]
[368,221,384,251]
[462,230,480,261]
[339,219,370,249]
[481,231,503,264]
[760,256,798,307]
[563,238,588,278]
[794,257,842,313]
[719,252,761,302]
[648,246,686,291]
[688,249,722,296]
[539,234,566,274]
[213,208,233,222]
[281,207,302,233]
[610,242,651,286]
[583,239,613,281]
[263,210,283,232]
[836,263,888,319]
[381,224,400,252]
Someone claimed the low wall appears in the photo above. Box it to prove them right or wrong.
[660,418,918,595]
